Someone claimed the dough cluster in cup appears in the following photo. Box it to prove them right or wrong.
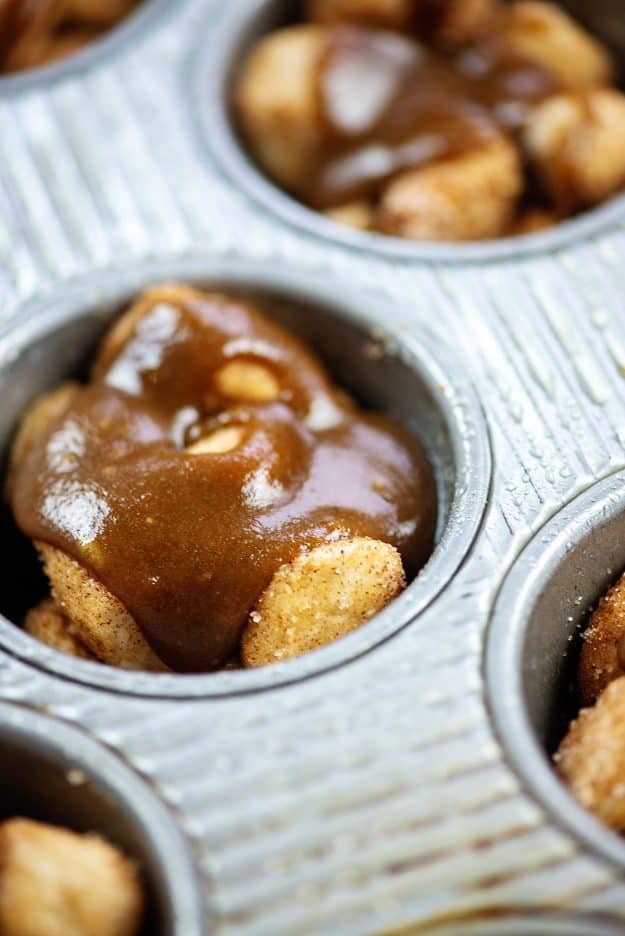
[0,817,144,936]
[234,0,625,241]
[0,0,139,73]
[7,284,436,673]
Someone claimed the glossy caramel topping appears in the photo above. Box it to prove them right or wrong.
[9,288,436,671]
[294,25,554,208]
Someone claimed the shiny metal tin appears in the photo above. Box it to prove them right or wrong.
[0,255,490,696]
[0,700,205,935]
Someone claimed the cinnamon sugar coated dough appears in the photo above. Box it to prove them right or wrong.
[242,537,405,666]
[0,818,143,936]
[578,570,625,706]
[8,284,436,672]
[235,0,625,241]
[36,542,167,671]
[556,677,625,832]
[0,0,140,74]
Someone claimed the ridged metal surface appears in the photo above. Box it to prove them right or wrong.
[1,1,625,933]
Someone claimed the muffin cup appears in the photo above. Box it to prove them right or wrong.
[0,0,172,95]
[0,700,205,935]
[0,254,490,697]
[487,469,625,873]
[427,917,625,936]
[191,0,625,263]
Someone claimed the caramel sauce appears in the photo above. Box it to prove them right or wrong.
[291,25,555,209]
[9,289,437,671]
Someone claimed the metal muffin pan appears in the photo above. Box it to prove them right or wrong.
[1,0,625,931]
[192,0,625,264]
[0,255,490,696]
[0,700,204,935]
[487,469,625,874]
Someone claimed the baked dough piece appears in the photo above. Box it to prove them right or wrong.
[242,537,405,666]
[0,818,143,936]
[578,570,625,705]
[523,89,625,212]
[234,25,327,193]
[556,676,625,832]
[24,598,95,661]
[36,542,166,671]
[378,136,522,241]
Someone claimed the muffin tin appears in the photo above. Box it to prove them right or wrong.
[2,0,625,933]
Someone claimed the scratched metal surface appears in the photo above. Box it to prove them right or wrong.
[1,1,625,933]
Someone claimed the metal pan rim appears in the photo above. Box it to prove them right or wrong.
[0,253,490,698]
[190,0,625,266]
[486,468,625,876]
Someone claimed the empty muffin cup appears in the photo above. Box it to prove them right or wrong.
[487,469,625,872]
[0,255,490,696]
[0,700,205,935]
[192,0,625,262]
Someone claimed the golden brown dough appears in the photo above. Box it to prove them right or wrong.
[524,89,625,212]
[24,598,95,661]
[0,818,143,936]
[497,1,614,89]
[307,0,498,44]
[234,25,326,192]
[324,200,375,230]
[0,0,137,74]
[214,360,280,403]
[185,425,246,455]
[37,542,167,672]
[578,571,625,706]
[556,676,625,832]
[507,207,557,236]
[307,0,414,29]
[94,283,203,372]
[63,0,137,26]
[377,136,522,241]
[242,537,405,666]
[9,383,78,481]
[9,284,434,672]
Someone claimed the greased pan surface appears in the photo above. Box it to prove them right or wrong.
[1,1,625,934]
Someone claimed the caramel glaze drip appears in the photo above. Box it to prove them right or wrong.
[9,289,437,671]
[295,25,555,209]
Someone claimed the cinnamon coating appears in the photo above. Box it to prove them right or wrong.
[0,818,143,936]
[0,0,139,74]
[9,284,436,672]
